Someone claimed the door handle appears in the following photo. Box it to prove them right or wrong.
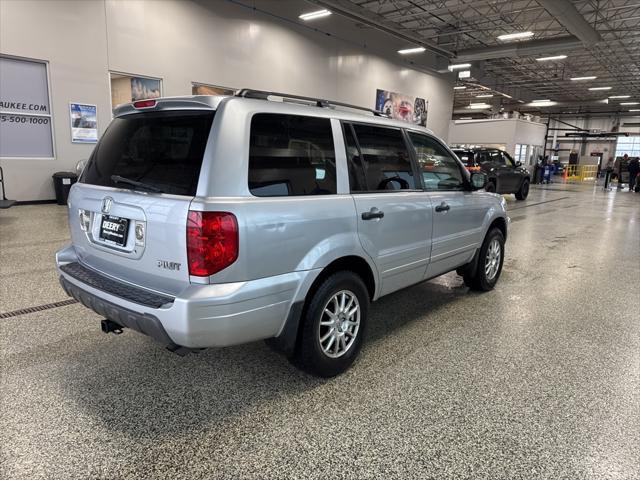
[435,202,450,212]
[361,208,384,220]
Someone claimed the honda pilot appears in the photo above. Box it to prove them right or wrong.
[56,90,509,377]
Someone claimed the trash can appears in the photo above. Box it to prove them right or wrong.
[52,172,78,205]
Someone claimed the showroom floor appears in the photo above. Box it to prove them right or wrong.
[1,184,639,480]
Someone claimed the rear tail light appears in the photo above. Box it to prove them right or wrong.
[186,211,238,277]
[133,99,156,109]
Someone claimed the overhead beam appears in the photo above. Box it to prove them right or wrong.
[537,0,602,47]
[455,35,583,62]
[308,0,454,58]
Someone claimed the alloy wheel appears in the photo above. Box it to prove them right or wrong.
[318,290,360,358]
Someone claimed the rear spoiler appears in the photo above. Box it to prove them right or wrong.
[113,95,224,117]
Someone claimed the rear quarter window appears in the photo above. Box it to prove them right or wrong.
[248,113,337,196]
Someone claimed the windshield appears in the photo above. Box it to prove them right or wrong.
[453,150,474,165]
[81,110,215,196]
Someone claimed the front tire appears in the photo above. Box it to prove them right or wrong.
[463,228,505,291]
[515,179,530,200]
[294,271,369,377]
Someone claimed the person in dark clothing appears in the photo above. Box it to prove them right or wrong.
[628,156,640,192]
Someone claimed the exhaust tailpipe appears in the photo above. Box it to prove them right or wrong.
[101,319,124,334]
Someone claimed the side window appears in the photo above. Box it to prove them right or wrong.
[408,132,465,191]
[347,123,416,192]
[501,151,515,167]
[489,150,505,165]
[249,114,336,196]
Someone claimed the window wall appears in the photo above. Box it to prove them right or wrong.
[616,136,640,157]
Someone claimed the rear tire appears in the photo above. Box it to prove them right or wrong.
[463,228,505,291]
[485,181,496,193]
[294,271,369,377]
[515,179,530,200]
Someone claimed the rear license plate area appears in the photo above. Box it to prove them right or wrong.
[99,215,129,247]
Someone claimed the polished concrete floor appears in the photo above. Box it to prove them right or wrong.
[1,184,639,479]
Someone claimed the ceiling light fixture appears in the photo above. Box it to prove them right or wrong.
[531,99,550,102]
[299,9,332,21]
[570,76,597,81]
[448,63,472,71]
[497,31,534,41]
[476,94,494,98]
[468,103,491,109]
[609,95,630,99]
[529,100,555,107]
[620,102,639,105]
[588,87,612,91]
[501,93,513,99]
[536,55,567,61]
[629,109,640,112]
[398,46,426,54]
[453,86,467,90]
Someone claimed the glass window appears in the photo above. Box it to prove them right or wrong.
[249,114,336,196]
[408,132,464,191]
[501,151,515,167]
[616,136,640,158]
[82,110,214,196]
[0,56,54,158]
[487,150,505,165]
[347,123,416,192]
[343,124,367,191]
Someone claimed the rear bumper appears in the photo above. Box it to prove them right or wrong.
[56,245,319,348]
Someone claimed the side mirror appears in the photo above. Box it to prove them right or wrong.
[515,161,522,167]
[470,172,487,190]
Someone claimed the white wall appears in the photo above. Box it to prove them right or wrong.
[448,118,547,159]
[0,0,454,201]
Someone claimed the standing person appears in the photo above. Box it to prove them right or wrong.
[604,157,614,189]
[614,156,622,189]
[628,156,640,192]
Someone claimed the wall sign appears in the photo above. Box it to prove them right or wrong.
[0,55,54,158]
[69,103,98,143]
[375,89,428,126]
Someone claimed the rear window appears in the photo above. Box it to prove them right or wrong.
[81,110,215,196]
[248,113,337,196]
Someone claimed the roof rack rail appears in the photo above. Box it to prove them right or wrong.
[235,89,387,117]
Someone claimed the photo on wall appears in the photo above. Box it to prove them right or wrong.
[131,77,161,101]
[192,83,236,96]
[375,89,428,126]
[69,103,98,143]
[110,72,162,110]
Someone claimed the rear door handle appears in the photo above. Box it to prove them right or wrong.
[435,202,450,212]
[361,208,384,220]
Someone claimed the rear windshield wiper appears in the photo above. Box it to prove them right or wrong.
[110,175,163,193]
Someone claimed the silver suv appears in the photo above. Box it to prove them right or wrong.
[56,90,508,377]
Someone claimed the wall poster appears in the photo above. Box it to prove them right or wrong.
[375,89,428,127]
[69,103,98,143]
